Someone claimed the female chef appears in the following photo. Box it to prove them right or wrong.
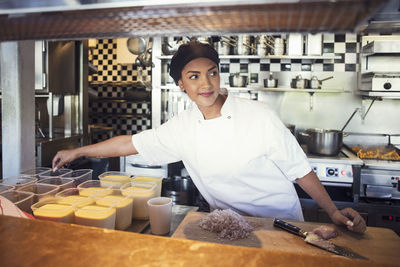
[53,41,366,233]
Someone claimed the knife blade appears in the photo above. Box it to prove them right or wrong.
[273,218,368,260]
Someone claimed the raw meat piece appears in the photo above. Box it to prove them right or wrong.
[312,225,338,240]
[198,209,254,240]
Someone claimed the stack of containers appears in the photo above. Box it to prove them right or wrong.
[31,180,134,230]
[98,171,132,188]
[0,168,94,214]
[121,181,157,220]
[0,175,38,212]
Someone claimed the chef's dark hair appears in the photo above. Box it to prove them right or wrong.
[169,41,220,85]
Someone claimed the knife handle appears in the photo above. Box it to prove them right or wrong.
[273,218,307,238]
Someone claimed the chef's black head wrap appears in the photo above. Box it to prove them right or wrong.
[169,41,220,85]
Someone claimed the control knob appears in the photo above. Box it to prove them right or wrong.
[383,82,392,90]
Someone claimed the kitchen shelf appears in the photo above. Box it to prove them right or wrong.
[90,97,150,103]
[158,54,340,60]
[357,91,400,99]
[361,40,400,56]
[89,81,148,87]
[89,113,151,119]
[159,85,345,93]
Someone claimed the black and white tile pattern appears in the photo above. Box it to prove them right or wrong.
[89,39,152,143]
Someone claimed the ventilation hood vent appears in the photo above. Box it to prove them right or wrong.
[360,0,400,34]
[0,0,387,41]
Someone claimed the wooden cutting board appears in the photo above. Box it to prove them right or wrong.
[172,211,400,266]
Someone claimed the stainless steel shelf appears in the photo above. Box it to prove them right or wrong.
[357,91,400,99]
[159,85,345,93]
[158,54,340,60]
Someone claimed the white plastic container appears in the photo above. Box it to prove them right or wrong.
[0,184,15,194]
[75,205,116,229]
[306,33,322,55]
[31,198,75,223]
[98,171,132,189]
[77,180,113,197]
[38,177,74,191]
[0,176,37,189]
[61,169,93,187]
[18,183,59,203]
[55,188,95,208]
[0,190,35,212]
[20,167,52,178]
[131,176,163,197]
[121,181,157,220]
[96,195,133,230]
[38,168,73,180]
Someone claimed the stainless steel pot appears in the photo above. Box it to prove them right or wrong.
[310,75,334,89]
[291,75,310,89]
[264,78,278,88]
[229,74,248,87]
[300,128,343,156]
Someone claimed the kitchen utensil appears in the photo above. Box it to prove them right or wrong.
[291,75,310,89]
[273,218,368,260]
[147,197,173,235]
[299,128,343,156]
[237,35,254,55]
[263,72,278,88]
[229,73,248,87]
[310,75,334,89]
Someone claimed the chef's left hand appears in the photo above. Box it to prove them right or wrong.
[330,208,366,233]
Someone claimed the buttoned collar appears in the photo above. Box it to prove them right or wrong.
[191,89,233,121]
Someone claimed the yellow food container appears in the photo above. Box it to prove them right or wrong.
[75,205,116,229]
[121,181,157,220]
[132,176,163,197]
[77,180,113,197]
[99,172,132,189]
[32,203,75,223]
[96,195,133,230]
[57,195,95,208]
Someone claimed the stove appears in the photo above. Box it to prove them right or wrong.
[361,72,400,92]
[304,146,363,184]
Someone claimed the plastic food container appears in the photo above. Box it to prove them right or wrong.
[18,183,59,203]
[0,176,37,189]
[0,190,34,212]
[61,169,93,187]
[0,184,15,193]
[77,180,113,197]
[38,168,73,180]
[75,205,116,229]
[98,171,132,189]
[38,177,74,191]
[96,195,133,230]
[132,176,163,197]
[121,181,157,220]
[20,167,52,178]
[31,198,75,223]
[55,188,95,208]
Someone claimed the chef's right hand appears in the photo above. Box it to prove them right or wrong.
[52,149,79,172]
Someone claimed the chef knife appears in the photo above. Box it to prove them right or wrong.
[273,218,368,260]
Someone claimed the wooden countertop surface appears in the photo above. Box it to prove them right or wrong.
[172,211,400,266]
[0,215,395,267]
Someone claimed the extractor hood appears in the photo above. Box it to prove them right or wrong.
[359,0,400,34]
[0,0,387,41]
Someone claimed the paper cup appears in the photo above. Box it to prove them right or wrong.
[147,197,172,235]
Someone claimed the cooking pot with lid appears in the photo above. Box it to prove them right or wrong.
[299,128,343,156]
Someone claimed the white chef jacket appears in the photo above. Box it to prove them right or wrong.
[132,92,312,221]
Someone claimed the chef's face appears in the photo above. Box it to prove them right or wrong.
[178,57,220,109]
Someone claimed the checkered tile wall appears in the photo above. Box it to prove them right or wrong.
[219,33,360,82]
[89,39,152,143]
